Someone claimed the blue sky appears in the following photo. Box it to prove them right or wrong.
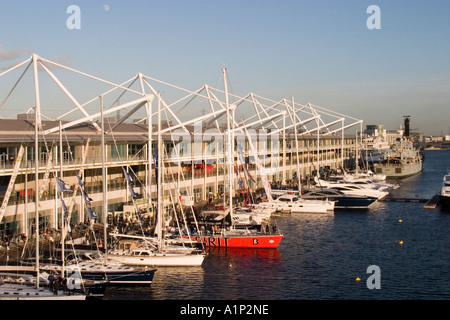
[0,0,449,135]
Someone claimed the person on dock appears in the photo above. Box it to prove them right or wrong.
[53,276,61,295]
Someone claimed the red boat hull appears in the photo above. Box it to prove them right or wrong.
[191,234,283,248]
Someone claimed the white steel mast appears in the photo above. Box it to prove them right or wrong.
[157,93,164,253]
[33,54,40,288]
[223,67,234,219]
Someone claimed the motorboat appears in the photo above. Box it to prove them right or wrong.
[440,173,450,198]
[255,194,335,213]
[301,188,378,209]
[314,178,389,200]
[438,172,450,209]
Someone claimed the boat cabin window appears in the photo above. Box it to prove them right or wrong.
[134,251,150,256]
[278,197,298,202]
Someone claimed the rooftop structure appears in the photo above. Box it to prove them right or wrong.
[0,54,363,237]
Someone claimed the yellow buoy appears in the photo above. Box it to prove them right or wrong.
[398,219,403,223]
[398,240,404,245]
[356,277,361,281]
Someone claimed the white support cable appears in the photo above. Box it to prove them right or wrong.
[0,57,32,78]
[0,60,33,109]
[56,74,140,120]
[38,60,102,132]
[43,95,154,135]
[39,56,144,97]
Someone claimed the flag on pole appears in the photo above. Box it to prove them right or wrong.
[60,198,72,237]
[128,185,138,200]
[122,167,134,186]
[153,149,159,193]
[153,148,158,177]
[77,174,97,221]
[80,188,93,205]
[56,177,73,193]
[86,207,98,220]
[76,174,85,187]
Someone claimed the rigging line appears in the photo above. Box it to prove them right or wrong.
[62,126,75,163]
[166,86,207,119]
[105,117,151,250]
[105,76,139,111]
[162,165,185,247]
[106,116,146,190]
[163,108,203,247]
[38,126,88,292]
[162,144,193,247]
[0,59,33,109]
[235,150,256,207]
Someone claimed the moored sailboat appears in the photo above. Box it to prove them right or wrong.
[187,68,283,249]
[106,93,206,267]
[0,112,90,300]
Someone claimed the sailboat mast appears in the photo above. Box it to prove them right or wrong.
[34,107,40,288]
[157,93,163,253]
[292,97,301,193]
[223,67,233,216]
[33,53,40,289]
[101,95,108,260]
[59,121,65,277]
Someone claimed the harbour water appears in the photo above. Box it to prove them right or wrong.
[104,150,450,301]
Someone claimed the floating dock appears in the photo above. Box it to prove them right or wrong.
[424,194,441,209]
[382,197,428,203]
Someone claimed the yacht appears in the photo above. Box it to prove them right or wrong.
[256,194,335,214]
[314,178,389,200]
[301,188,378,209]
[438,172,450,209]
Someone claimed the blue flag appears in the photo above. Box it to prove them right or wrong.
[128,185,138,200]
[60,198,72,237]
[153,148,158,193]
[122,167,135,185]
[76,174,85,187]
[86,207,98,220]
[56,177,73,193]
[81,188,93,205]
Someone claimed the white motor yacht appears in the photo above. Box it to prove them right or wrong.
[256,194,334,214]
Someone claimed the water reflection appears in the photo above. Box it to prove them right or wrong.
[201,247,283,300]
[104,151,450,300]
[105,266,205,300]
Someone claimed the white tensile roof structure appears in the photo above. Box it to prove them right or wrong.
[0,53,362,138]
[0,53,364,227]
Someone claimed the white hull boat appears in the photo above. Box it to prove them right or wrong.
[314,178,389,200]
[256,194,334,214]
[232,206,272,226]
[108,233,206,267]
[0,283,86,300]
[108,249,205,267]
